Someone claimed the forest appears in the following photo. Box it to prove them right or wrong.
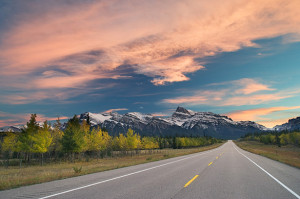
[241,131,300,147]
[0,114,222,167]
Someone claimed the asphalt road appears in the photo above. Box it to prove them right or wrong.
[1,141,300,199]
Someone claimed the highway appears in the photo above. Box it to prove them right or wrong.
[1,141,299,199]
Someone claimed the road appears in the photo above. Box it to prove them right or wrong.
[1,141,299,199]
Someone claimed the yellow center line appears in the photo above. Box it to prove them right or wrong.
[184,175,199,188]
[208,162,213,166]
[216,156,219,159]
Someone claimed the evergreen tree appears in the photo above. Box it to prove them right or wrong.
[86,113,91,125]
[275,133,281,147]
[50,117,64,155]
[18,114,39,162]
[61,115,86,161]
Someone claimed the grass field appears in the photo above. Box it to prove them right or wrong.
[235,141,300,169]
[0,142,224,190]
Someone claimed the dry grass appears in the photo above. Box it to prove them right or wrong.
[0,143,224,190]
[235,141,300,168]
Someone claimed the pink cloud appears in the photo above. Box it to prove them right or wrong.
[226,106,300,128]
[162,90,222,104]
[103,108,128,113]
[233,78,274,94]
[0,111,68,127]
[162,78,299,106]
[151,113,168,117]
[257,119,291,129]
[0,0,299,104]
[221,93,290,106]
[227,106,300,121]
[1,0,300,87]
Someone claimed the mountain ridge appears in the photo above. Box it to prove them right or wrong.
[0,107,270,139]
[274,117,300,131]
[78,106,266,139]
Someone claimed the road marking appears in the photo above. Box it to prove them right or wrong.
[38,144,225,199]
[184,175,199,188]
[216,156,218,159]
[233,143,300,199]
[208,162,213,166]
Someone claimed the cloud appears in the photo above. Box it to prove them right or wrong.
[163,90,225,104]
[226,106,300,128]
[226,106,300,121]
[151,113,168,117]
[221,93,291,106]
[257,119,291,129]
[233,78,274,94]
[0,90,83,104]
[103,108,128,113]
[163,78,292,106]
[0,111,68,127]
[0,0,300,104]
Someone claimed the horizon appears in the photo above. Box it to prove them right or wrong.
[1,0,300,129]
[0,106,296,129]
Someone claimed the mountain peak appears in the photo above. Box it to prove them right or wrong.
[175,106,190,114]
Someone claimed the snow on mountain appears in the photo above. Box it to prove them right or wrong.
[0,126,23,133]
[78,107,266,139]
[274,116,300,131]
[0,107,268,139]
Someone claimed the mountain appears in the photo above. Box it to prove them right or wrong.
[0,107,267,139]
[274,117,300,131]
[0,126,23,133]
[0,122,51,133]
[79,107,266,139]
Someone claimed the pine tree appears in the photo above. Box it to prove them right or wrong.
[86,113,91,125]
[61,115,86,162]
[50,117,64,156]
[275,133,281,147]
[18,114,39,162]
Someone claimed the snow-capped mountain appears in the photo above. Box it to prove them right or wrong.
[274,116,300,131]
[0,107,267,139]
[79,107,266,139]
[0,125,24,133]
[0,122,52,133]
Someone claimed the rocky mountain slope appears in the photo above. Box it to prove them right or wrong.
[274,117,300,131]
[0,107,268,139]
[79,107,266,139]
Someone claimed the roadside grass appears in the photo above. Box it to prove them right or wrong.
[0,142,224,190]
[235,141,300,169]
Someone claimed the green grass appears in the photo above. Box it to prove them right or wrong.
[0,142,224,190]
[235,141,300,168]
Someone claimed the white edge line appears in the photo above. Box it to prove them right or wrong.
[39,144,225,199]
[232,143,300,199]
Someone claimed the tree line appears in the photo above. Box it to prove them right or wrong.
[241,131,300,147]
[0,114,222,166]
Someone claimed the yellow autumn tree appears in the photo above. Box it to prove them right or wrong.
[86,128,112,157]
[32,121,53,165]
[2,132,19,153]
[126,129,141,150]
[141,137,159,149]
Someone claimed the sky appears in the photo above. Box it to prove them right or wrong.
[0,0,300,128]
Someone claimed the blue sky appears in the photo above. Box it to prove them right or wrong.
[0,0,300,128]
